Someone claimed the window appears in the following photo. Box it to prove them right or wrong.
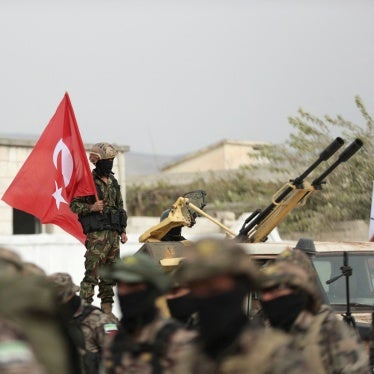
[313,254,374,306]
[13,209,41,234]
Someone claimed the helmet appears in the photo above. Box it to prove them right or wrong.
[100,253,171,295]
[23,262,46,276]
[175,237,259,287]
[260,259,321,313]
[48,272,80,303]
[294,238,316,254]
[0,247,23,274]
[89,142,117,163]
[275,247,317,282]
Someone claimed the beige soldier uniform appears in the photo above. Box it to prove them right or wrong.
[175,237,315,374]
[100,253,198,374]
[260,247,369,374]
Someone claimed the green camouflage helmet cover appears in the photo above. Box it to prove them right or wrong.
[175,237,260,287]
[100,253,171,295]
[260,254,321,313]
[48,272,80,303]
[89,142,117,163]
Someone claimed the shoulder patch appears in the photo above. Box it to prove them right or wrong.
[0,340,35,366]
[104,323,118,336]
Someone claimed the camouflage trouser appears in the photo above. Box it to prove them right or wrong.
[80,230,120,304]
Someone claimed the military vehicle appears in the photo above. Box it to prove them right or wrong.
[239,240,374,340]
[136,137,371,338]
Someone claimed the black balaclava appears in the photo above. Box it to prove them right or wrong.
[166,292,197,324]
[95,159,114,177]
[118,286,157,333]
[59,294,81,321]
[260,291,308,331]
[195,282,248,358]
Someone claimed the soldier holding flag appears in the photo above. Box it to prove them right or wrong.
[70,142,128,315]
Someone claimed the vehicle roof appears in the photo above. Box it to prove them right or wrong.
[238,241,374,256]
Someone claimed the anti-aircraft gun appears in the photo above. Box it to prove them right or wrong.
[137,189,237,260]
[137,137,363,260]
[235,137,363,243]
[138,189,236,243]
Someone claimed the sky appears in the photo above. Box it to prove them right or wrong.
[1,0,374,156]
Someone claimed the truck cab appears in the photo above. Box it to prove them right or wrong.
[240,240,374,340]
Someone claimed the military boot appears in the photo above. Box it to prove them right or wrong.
[101,303,112,314]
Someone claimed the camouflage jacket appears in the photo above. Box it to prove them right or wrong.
[103,311,198,374]
[290,304,369,373]
[0,319,46,374]
[73,301,118,355]
[70,171,127,234]
[187,324,315,374]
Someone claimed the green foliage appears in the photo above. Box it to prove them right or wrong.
[126,96,373,239]
[126,171,278,217]
[258,96,374,236]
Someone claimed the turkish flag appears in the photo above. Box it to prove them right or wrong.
[2,93,96,243]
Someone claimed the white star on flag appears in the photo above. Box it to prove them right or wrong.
[52,181,68,209]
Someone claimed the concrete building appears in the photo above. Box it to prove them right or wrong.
[161,139,269,174]
[0,137,129,236]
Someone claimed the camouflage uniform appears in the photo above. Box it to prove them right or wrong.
[103,311,197,373]
[188,325,314,374]
[48,272,119,373]
[0,274,80,374]
[175,238,315,374]
[70,143,127,306]
[0,319,46,374]
[260,248,369,374]
[0,247,24,275]
[100,253,198,373]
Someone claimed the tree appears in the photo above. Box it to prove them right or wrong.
[257,96,374,236]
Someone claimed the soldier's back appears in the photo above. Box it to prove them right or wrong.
[291,305,369,373]
[104,314,197,374]
[189,325,315,374]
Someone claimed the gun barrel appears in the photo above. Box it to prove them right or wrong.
[312,139,363,187]
[235,137,345,241]
[296,137,344,182]
[338,138,363,162]
[319,137,345,161]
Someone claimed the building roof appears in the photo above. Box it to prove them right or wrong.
[0,136,130,153]
[161,139,269,172]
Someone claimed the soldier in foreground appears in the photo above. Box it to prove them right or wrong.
[0,247,80,374]
[100,253,197,373]
[70,142,128,315]
[175,237,315,373]
[161,257,198,329]
[259,247,369,373]
[48,272,119,374]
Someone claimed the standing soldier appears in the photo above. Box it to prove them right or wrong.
[259,247,369,373]
[175,237,315,373]
[70,142,128,314]
[100,253,198,373]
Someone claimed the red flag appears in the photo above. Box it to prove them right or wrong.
[2,93,96,243]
